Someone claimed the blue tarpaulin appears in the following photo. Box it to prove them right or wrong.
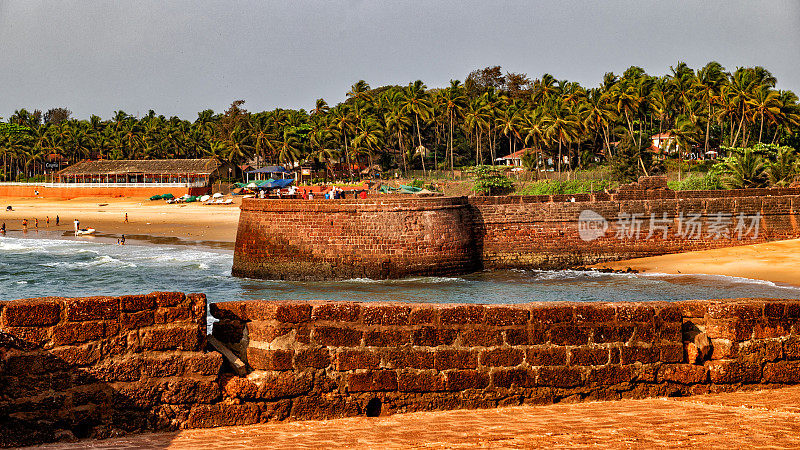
[245,166,290,174]
[262,178,294,189]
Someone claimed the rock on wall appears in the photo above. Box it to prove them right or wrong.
[209,298,800,426]
[0,293,219,447]
[232,197,479,280]
[232,182,800,280]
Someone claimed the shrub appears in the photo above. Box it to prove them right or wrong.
[470,165,515,195]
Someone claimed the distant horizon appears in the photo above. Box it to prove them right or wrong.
[1,1,798,121]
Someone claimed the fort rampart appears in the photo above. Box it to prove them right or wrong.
[3,294,800,446]
[233,179,800,280]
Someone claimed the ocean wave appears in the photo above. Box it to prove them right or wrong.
[640,272,800,291]
[342,276,466,284]
[40,255,138,269]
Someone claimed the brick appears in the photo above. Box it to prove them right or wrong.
[185,352,224,375]
[594,324,634,344]
[363,329,411,347]
[737,340,782,362]
[409,307,436,325]
[763,302,786,318]
[485,307,529,326]
[362,305,411,325]
[257,371,313,399]
[65,296,119,321]
[154,306,190,324]
[294,347,331,369]
[148,291,185,307]
[247,348,294,371]
[411,326,457,347]
[570,347,609,366]
[187,403,260,428]
[435,349,478,370]
[706,360,761,384]
[398,370,446,392]
[657,322,683,342]
[2,298,62,326]
[763,361,800,384]
[548,324,588,346]
[336,349,381,371]
[347,370,397,392]
[783,302,800,318]
[655,305,682,323]
[209,301,247,321]
[246,301,312,323]
[460,329,503,347]
[212,319,246,343]
[707,302,762,321]
[141,354,186,377]
[705,319,753,341]
[312,302,360,322]
[616,304,655,322]
[659,364,708,384]
[575,304,615,323]
[121,310,154,330]
[785,337,800,360]
[480,348,524,367]
[526,347,567,366]
[536,366,583,387]
[384,349,434,369]
[50,343,100,366]
[221,375,258,399]
[51,321,106,346]
[312,326,362,347]
[492,367,534,388]
[753,319,792,339]
[588,365,635,385]
[659,342,684,363]
[0,326,50,348]
[444,370,490,391]
[141,324,203,351]
[440,305,485,324]
[529,305,573,323]
[120,294,154,312]
[620,345,660,364]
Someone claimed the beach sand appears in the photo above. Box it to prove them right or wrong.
[0,196,240,246]
[594,238,800,287]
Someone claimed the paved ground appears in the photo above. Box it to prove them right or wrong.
[35,387,800,449]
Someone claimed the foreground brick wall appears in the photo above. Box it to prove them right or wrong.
[0,293,219,447]
[232,184,800,280]
[0,185,208,199]
[233,196,478,280]
[209,298,800,428]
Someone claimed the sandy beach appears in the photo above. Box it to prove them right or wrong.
[595,239,800,287]
[0,196,240,246]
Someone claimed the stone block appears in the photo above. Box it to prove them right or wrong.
[435,349,478,370]
[186,403,260,428]
[154,306,190,324]
[548,324,589,346]
[246,301,312,323]
[384,349,434,369]
[444,369,490,391]
[526,347,567,366]
[50,343,100,366]
[147,291,185,307]
[247,348,294,371]
[575,304,615,323]
[659,364,708,384]
[460,329,504,347]
[569,347,609,366]
[588,365,635,385]
[2,298,62,327]
[294,347,332,369]
[312,326,362,347]
[362,305,411,325]
[347,370,398,392]
[479,348,524,367]
[336,349,381,371]
[485,307,529,326]
[221,375,258,399]
[529,305,573,323]
[398,370,446,392]
[51,321,106,346]
[706,360,761,384]
[120,311,154,330]
[141,354,186,378]
[363,329,411,347]
[409,306,436,325]
[65,296,119,321]
[257,371,313,399]
[411,326,457,347]
[707,302,762,321]
[593,324,634,344]
[616,304,655,322]
[536,366,583,387]
[439,305,486,325]
[763,360,800,384]
[659,343,684,363]
[185,352,224,375]
[620,345,660,364]
[141,324,203,351]
[312,302,361,322]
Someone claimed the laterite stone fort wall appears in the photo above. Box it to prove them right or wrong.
[209,298,800,426]
[232,196,478,280]
[232,180,800,280]
[5,294,800,446]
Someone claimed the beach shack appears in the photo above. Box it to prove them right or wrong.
[56,158,232,186]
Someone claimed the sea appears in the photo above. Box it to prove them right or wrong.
[2,234,799,328]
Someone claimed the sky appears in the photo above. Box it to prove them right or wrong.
[1,0,798,121]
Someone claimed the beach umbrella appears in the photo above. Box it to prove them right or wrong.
[213,192,224,198]
[245,183,258,189]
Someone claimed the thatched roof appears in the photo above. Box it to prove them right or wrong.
[57,159,222,176]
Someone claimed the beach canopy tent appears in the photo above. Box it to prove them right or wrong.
[234,178,294,192]
[245,165,291,182]
[378,184,423,194]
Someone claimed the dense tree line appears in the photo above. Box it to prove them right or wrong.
[1,62,798,182]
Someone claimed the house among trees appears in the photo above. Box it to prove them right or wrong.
[649,132,678,154]
[495,149,526,166]
[56,158,235,186]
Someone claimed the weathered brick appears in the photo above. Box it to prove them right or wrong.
[247,348,294,371]
[588,365,635,385]
[141,354,186,377]
[185,352,224,375]
[705,319,753,341]
[148,291,185,307]
[294,347,331,369]
[121,310,154,330]
[706,360,761,384]
[460,329,504,347]
[529,305,573,323]
[485,307,529,326]
[409,307,436,324]
[411,326,457,347]
[655,305,682,323]
[444,370,490,391]
[2,298,62,327]
[50,343,100,366]
[312,326,362,347]
[154,306,190,324]
[479,348,524,367]
[65,296,119,322]
[536,366,583,387]
[575,304,615,323]
[435,349,478,370]
[659,364,708,384]
[384,349,434,369]
[569,347,609,366]
[492,367,534,388]
[246,301,312,323]
[737,339,782,362]
[398,370,446,392]
[336,349,381,371]
[141,324,203,351]
[763,360,800,384]
[526,347,567,366]
[616,304,655,322]
[363,329,411,347]
[51,321,106,346]
[593,324,634,344]
[763,302,786,318]
[257,371,314,399]
[187,403,260,428]
[659,342,684,363]
[362,305,410,325]
[707,302,762,321]
[119,294,154,312]
[312,302,361,322]
[620,345,660,364]
[347,370,398,392]
[439,305,485,324]
[548,324,589,346]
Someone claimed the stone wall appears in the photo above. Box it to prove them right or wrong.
[0,293,217,447]
[0,185,208,199]
[4,295,800,446]
[233,196,478,280]
[209,298,800,425]
[232,180,800,280]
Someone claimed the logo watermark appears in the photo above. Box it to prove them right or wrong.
[578,209,760,242]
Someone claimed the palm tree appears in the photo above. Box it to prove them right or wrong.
[696,61,728,154]
[721,148,765,188]
[765,146,798,186]
[543,101,579,176]
[748,87,782,143]
[401,80,433,174]
[352,118,385,176]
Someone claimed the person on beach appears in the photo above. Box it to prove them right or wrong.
[56,215,59,226]
[35,218,39,229]
[22,219,28,232]
[359,190,368,199]
[124,213,128,223]
[120,234,125,245]
[74,219,79,233]
[46,216,50,227]
[1,223,5,234]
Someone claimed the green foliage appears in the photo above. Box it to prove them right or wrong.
[0,123,32,136]
[608,134,663,183]
[711,144,798,188]
[667,172,723,190]
[470,165,515,195]
[516,179,618,195]
[410,179,424,189]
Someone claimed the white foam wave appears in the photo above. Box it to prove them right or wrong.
[41,255,137,269]
[640,272,800,291]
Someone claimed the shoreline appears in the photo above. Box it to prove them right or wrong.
[594,238,800,288]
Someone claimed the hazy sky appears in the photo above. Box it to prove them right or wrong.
[1,0,798,120]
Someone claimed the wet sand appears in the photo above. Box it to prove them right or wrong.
[595,239,800,287]
[0,196,240,246]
